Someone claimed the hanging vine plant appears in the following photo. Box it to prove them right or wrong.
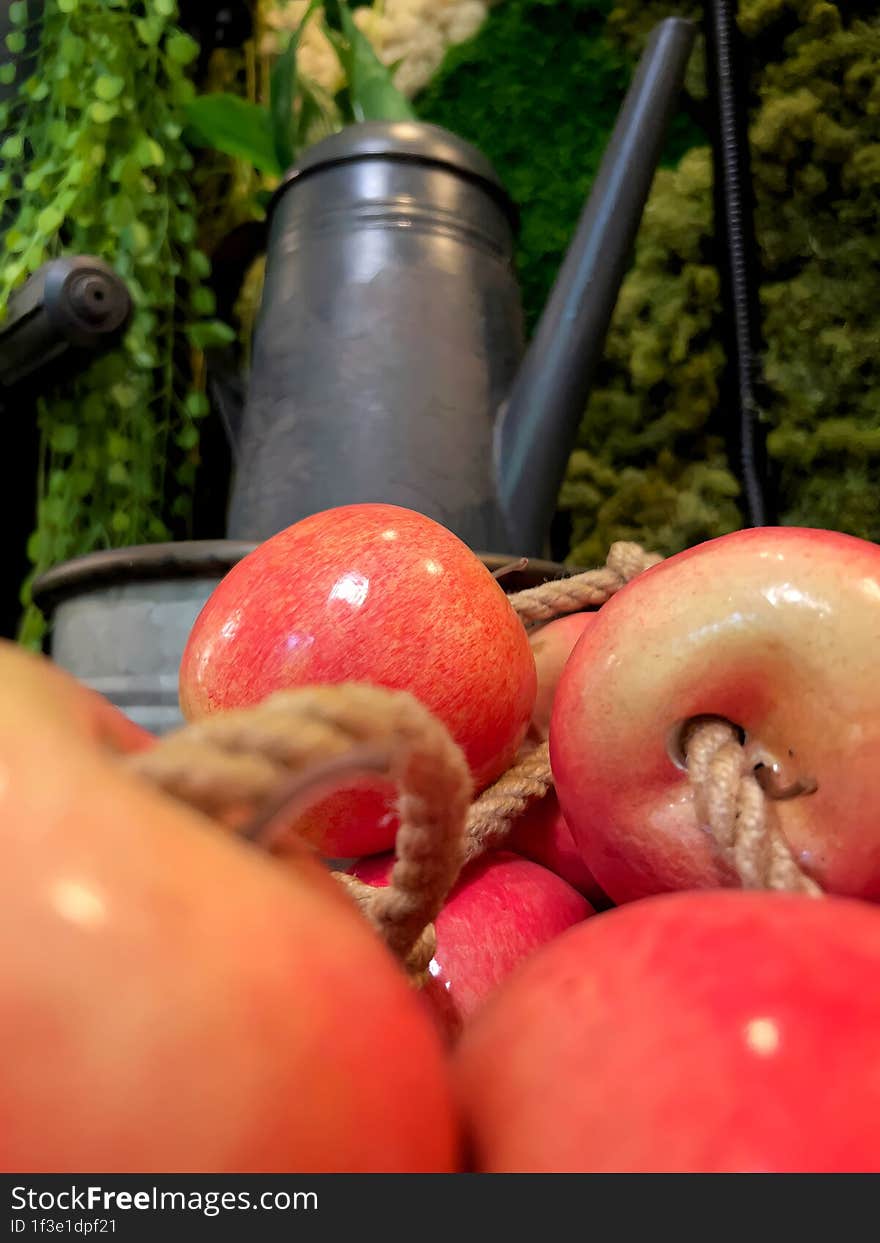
[0,0,232,647]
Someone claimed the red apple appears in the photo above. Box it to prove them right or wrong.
[528,612,594,739]
[551,527,880,903]
[179,504,536,857]
[0,642,459,1173]
[456,889,880,1172]
[506,792,607,906]
[352,850,592,1037]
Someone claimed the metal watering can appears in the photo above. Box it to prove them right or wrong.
[31,17,696,736]
[226,18,697,559]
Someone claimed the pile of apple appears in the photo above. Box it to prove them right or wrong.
[6,505,880,1173]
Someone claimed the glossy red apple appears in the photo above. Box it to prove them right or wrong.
[456,889,880,1172]
[0,642,459,1173]
[352,850,592,1037]
[180,504,536,857]
[506,792,607,906]
[551,527,880,903]
[528,612,594,740]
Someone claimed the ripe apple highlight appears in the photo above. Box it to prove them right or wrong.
[0,642,459,1173]
[550,527,880,903]
[180,504,536,856]
[456,890,880,1172]
[352,850,592,1037]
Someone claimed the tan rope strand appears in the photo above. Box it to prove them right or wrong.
[464,741,553,863]
[123,685,473,977]
[685,719,821,896]
[507,541,663,624]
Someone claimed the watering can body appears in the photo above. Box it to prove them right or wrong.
[225,18,698,557]
[227,124,522,554]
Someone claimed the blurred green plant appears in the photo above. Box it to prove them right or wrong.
[0,0,227,646]
[184,0,415,182]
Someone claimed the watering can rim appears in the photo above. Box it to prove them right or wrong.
[269,120,519,231]
[32,541,572,612]
[31,540,260,610]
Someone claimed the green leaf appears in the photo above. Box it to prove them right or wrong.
[135,16,164,46]
[270,0,322,172]
[4,33,25,55]
[335,1,417,124]
[175,424,199,451]
[1,134,23,159]
[94,74,125,101]
[0,65,17,86]
[49,425,78,453]
[57,0,77,12]
[191,286,215,316]
[153,0,175,15]
[36,204,64,233]
[296,74,340,150]
[186,391,210,419]
[90,100,118,124]
[184,94,281,176]
[188,250,211,279]
[187,320,236,350]
[9,3,27,25]
[166,32,199,66]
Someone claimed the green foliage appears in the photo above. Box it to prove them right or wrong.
[0,0,221,645]
[568,0,880,561]
[417,0,703,336]
[333,1,417,122]
[186,93,283,174]
[560,143,743,562]
[184,0,414,179]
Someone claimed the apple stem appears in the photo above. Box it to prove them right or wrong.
[492,557,529,581]
[507,541,662,625]
[684,717,823,896]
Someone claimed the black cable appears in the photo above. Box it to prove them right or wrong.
[704,0,774,527]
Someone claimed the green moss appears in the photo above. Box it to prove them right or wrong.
[418,0,703,333]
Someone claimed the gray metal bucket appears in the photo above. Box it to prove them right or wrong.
[32,542,568,737]
[32,541,256,736]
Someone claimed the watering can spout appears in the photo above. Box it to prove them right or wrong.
[494,17,697,557]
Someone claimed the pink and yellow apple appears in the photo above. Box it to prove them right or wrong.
[506,792,607,906]
[352,850,592,1038]
[180,504,536,857]
[550,527,880,903]
[0,642,459,1173]
[528,612,594,740]
[456,889,880,1172]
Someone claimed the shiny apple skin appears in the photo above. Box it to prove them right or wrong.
[180,504,536,856]
[0,643,459,1173]
[550,527,880,904]
[528,612,594,740]
[506,793,607,906]
[353,850,592,1038]
[456,889,880,1172]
